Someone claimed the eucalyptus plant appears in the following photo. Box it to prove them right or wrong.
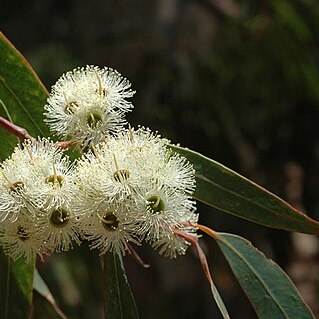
[0,31,317,319]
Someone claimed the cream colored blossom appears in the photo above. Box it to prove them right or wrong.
[44,65,135,145]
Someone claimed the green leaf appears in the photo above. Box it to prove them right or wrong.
[102,253,139,319]
[33,268,68,319]
[209,279,230,319]
[0,249,34,319]
[184,229,230,319]
[215,232,314,319]
[171,145,319,235]
[0,32,49,319]
[0,31,49,161]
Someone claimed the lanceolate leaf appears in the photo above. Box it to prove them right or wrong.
[102,253,139,319]
[0,250,34,319]
[215,233,314,319]
[33,269,68,319]
[0,31,49,160]
[171,145,319,235]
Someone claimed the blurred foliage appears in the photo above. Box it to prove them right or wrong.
[1,0,319,318]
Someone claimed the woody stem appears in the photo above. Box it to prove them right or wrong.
[0,115,33,141]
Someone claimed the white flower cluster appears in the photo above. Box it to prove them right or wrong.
[0,66,198,262]
[0,139,81,261]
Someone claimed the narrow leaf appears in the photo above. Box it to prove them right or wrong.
[171,145,319,235]
[0,31,49,160]
[175,228,230,318]
[215,232,315,319]
[33,268,68,319]
[102,253,139,319]
[209,279,230,319]
[0,250,34,319]
[198,245,230,319]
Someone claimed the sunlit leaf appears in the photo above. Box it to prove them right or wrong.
[215,233,314,319]
[171,145,319,235]
[0,31,49,160]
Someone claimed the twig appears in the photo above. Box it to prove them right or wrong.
[173,229,213,283]
[0,113,78,150]
[173,228,230,319]
[56,140,77,150]
[0,115,33,141]
[127,243,150,268]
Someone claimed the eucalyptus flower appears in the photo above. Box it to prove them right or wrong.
[136,184,197,243]
[152,230,191,259]
[80,200,142,255]
[36,205,82,253]
[29,148,76,210]
[1,138,75,210]
[44,65,135,145]
[0,210,45,262]
[153,151,196,195]
[75,127,169,201]
[0,138,59,221]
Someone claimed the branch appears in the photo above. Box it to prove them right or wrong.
[0,114,76,150]
[174,227,230,319]
[127,243,150,268]
[0,115,33,141]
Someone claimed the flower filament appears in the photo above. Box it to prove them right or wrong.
[113,169,130,183]
[10,181,24,193]
[45,175,63,187]
[65,101,78,114]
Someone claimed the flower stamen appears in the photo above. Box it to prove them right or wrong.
[113,169,130,183]
[9,181,24,193]
[63,92,78,114]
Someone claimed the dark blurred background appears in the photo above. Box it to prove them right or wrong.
[1,0,319,318]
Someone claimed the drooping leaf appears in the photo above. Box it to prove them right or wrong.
[177,227,231,319]
[0,31,49,161]
[171,145,319,235]
[196,238,230,319]
[102,253,139,319]
[215,232,314,319]
[0,250,34,319]
[33,268,68,319]
[209,279,230,319]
